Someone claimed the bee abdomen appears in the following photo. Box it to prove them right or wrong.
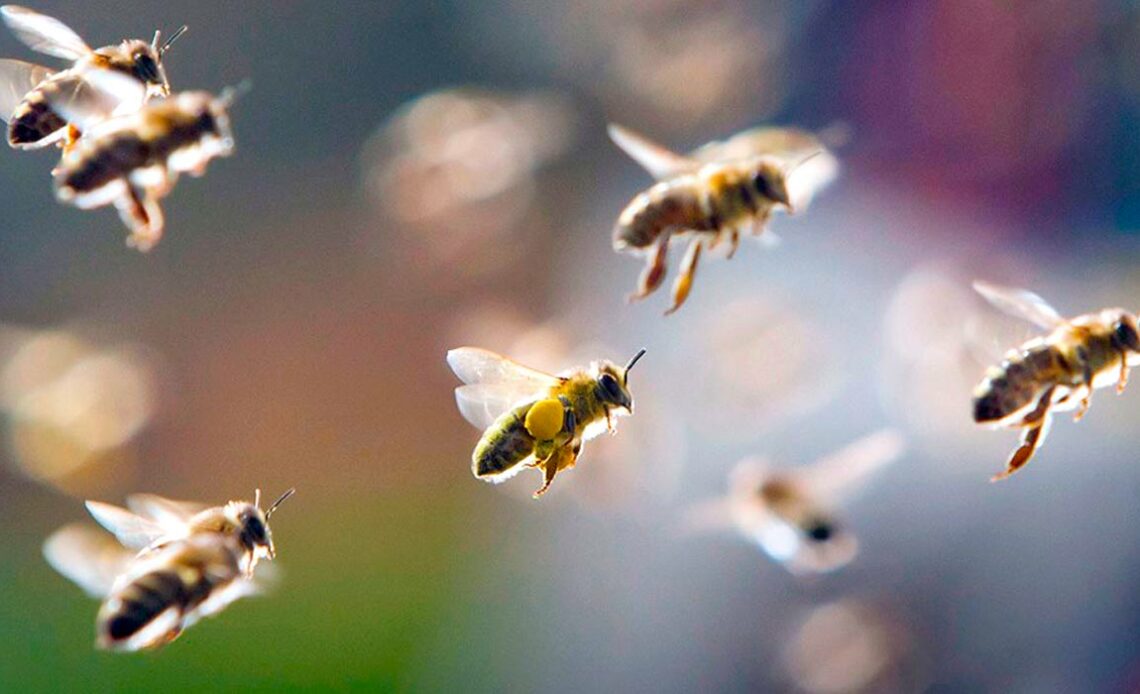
[57,135,151,196]
[100,569,191,645]
[614,184,709,251]
[972,347,1057,423]
[7,90,66,147]
[472,404,536,478]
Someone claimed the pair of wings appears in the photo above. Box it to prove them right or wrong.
[447,347,561,430]
[972,280,1066,330]
[43,494,207,598]
[682,429,907,534]
[607,123,840,210]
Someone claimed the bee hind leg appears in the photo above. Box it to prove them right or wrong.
[629,231,671,303]
[1073,346,1094,421]
[115,184,165,252]
[533,443,579,498]
[991,386,1055,482]
[1118,352,1130,394]
[664,237,703,315]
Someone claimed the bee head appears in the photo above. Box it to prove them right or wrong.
[227,488,295,563]
[748,158,792,210]
[802,516,837,544]
[115,40,167,96]
[594,349,645,413]
[1112,312,1140,352]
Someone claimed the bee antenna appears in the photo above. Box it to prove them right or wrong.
[784,149,824,178]
[254,488,261,508]
[623,348,647,383]
[266,488,296,519]
[220,79,253,108]
[158,25,187,54]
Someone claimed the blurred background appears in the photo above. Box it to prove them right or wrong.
[3,0,1140,690]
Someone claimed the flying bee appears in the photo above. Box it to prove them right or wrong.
[609,123,840,314]
[684,430,904,575]
[447,346,645,497]
[0,5,186,150]
[972,281,1140,481]
[47,70,238,250]
[43,489,294,651]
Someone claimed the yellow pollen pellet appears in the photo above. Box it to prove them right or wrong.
[525,398,564,440]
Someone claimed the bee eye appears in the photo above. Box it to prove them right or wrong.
[133,54,160,83]
[599,373,623,403]
[751,171,777,201]
[1115,320,1140,351]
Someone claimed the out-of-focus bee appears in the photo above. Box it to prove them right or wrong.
[47,70,237,250]
[43,489,293,651]
[609,123,840,314]
[447,346,645,497]
[684,430,904,575]
[972,281,1140,481]
[0,5,185,150]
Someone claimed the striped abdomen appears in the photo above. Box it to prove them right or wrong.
[7,72,77,148]
[614,181,713,250]
[472,403,536,478]
[972,344,1064,424]
[97,536,241,650]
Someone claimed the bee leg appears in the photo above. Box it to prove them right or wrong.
[664,238,703,315]
[1073,346,1094,421]
[1118,351,1130,394]
[991,386,1055,482]
[726,227,740,259]
[533,443,579,498]
[629,231,671,302]
[115,185,165,252]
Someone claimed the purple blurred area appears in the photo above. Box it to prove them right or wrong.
[3,1,1140,691]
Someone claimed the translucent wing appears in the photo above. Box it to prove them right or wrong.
[800,429,906,503]
[85,500,175,550]
[446,347,558,389]
[125,494,208,529]
[973,280,1065,330]
[454,383,533,429]
[0,58,51,122]
[1,5,91,61]
[607,123,701,181]
[45,68,145,130]
[43,523,133,598]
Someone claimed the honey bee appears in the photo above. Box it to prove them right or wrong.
[47,70,237,250]
[43,489,293,651]
[447,347,645,497]
[684,430,904,575]
[609,123,839,314]
[0,5,185,150]
[972,281,1140,481]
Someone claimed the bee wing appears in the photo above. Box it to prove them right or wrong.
[43,524,134,598]
[447,347,558,389]
[85,500,175,550]
[125,494,208,528]
[454,383,535,429]
[973,280,1065,330]
[45,68,145,131]
[677,497,735,536]
[800,429,906,503]
[0,6,91,61]
[0,58,51,122]
[607,123,702,180]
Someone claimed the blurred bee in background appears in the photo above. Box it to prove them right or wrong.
[609,123,840,314]
[44,489,293,651]
[0,5,185,150]
[447,347,645,497]
[972,281,1140,481]
[684,430,904,575]
[47,70,238,250]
